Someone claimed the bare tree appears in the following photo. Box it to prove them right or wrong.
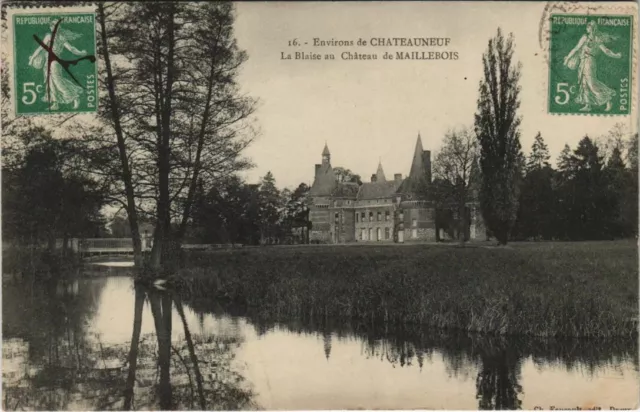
[95,2,257,272]
[434,127,479,245]
[96,3,144,268]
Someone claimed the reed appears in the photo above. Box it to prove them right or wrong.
[176,241,638,338]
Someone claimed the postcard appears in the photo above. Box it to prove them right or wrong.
[1,1,638,410]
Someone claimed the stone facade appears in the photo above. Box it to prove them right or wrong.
[308,135,484,244]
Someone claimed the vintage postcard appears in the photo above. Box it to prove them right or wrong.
[1,1,638,411]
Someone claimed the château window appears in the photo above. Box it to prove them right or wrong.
[356,214,359,223]
[369,212,373,222]
[377,212,381,221]
[385,227,390,239]
[385,211,390,221]
[368,228,373,240]
[361,212,366,221]
[412,218,417,227]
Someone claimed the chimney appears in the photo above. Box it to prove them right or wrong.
[422,150,432,183]
[371,174,377,182]
[315,164,321,176]
[394,173,402,182]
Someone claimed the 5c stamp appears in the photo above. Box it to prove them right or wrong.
[548,14,633,115]
[10,9,97,116]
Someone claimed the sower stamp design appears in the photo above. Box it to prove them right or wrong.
[12,12,97,115]
[548,14,633,115]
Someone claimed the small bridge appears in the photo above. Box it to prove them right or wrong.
[77,238,152,259]
[75,238,243,259]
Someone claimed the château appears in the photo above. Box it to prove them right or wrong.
[308,134,486,243]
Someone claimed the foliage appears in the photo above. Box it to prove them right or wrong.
[189,173,312,245]
[280,183,311,244]
[333,167,363,185]
[1,127,106,249]
[512,130,638,241]
[94,2,257,269]
[433,126,479,243]
[257,172,282,244]
[526,132,550,173]
[474,28,523,244]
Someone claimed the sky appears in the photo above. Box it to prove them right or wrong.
[232,1,637,189]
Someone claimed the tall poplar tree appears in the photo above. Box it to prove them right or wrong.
[474,28,523,245]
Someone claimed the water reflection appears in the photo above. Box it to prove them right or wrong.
[3,275,638,410]
[2,277,256,410]
[221,315,638,410]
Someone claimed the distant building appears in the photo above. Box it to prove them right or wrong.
[308,135,485,243]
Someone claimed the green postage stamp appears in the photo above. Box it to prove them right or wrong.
[548,14,633,115]
[11,10,97,115]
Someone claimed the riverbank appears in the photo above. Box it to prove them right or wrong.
[2,247,82,280]
[174,240,638,338]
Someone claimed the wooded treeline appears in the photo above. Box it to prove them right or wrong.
[513,130,638,241]
[188,173,311,245]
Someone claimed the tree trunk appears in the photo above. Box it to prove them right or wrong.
[149,291,173,410]
[151,4,178,272]
[457,183,467,246]
[62,233,69,258]
[458,206,465,246]
[174,295,206,410]
[97,4,143,268]
[496,230,509,245]
[123,285,145,410]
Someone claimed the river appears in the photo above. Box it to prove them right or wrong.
[2,272,638,410]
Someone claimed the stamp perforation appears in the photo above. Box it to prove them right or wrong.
[5,4,98,116]
[539,1,638,117]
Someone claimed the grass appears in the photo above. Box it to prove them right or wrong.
[173,240,638,338]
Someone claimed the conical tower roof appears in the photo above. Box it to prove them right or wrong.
[310,143,336,196]
[397,133,431,199]
[375,160,387,182]
[408,133,425,179]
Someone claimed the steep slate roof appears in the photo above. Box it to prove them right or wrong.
[309,163,337,196]
[322,143,331,156]
[397,134,431,198]
[397,177,429,199]
[375,162,387,182]
[332,182,360,198]
[408,133,427,179]
[357,180,402,200]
